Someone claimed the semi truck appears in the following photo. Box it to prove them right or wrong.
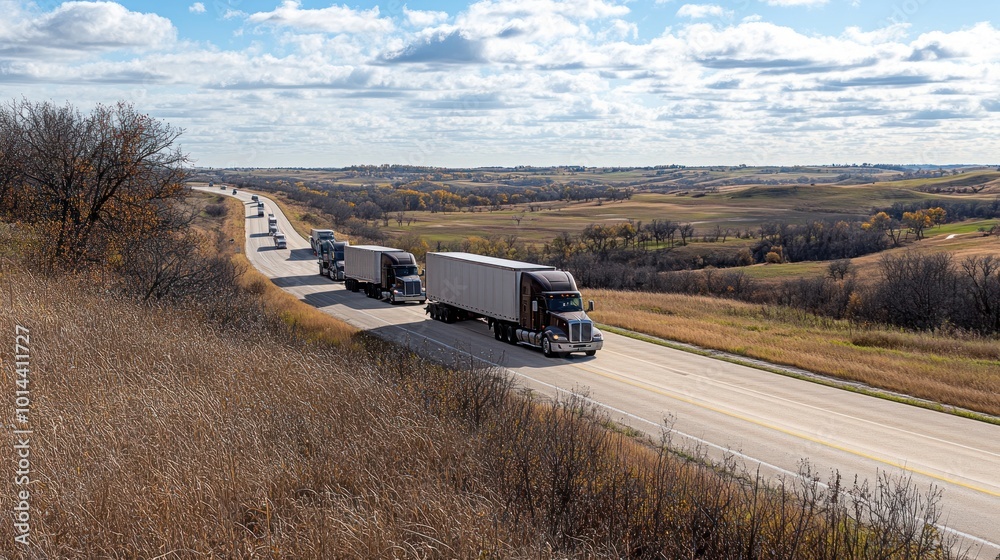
[317,239,350,280]
[273,233,287,249]
[256,203,264,217]
[344,245,426,304]
[267,214,278,235]
[424,252,603,358]
[309,229,336,254]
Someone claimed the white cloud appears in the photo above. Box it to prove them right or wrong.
[5,1,998,167]
[189,3,205,14]
[676,4,733,19]
[598,19,638,40]
[403,6,449,28]
[0,1,175,57]
[246,1,394,34]
[457,0,630,43]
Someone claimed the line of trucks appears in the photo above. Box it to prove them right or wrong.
[312,229,603,358]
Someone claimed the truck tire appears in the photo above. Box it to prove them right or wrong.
[504,324,517,345]
[542,338,559,358]
[494,322,503,340]
[585,350,596,356]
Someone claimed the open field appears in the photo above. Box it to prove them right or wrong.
[206,166,999,253]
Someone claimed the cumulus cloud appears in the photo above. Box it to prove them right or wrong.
[457,0,630,43]
[381,31,486,64]
[403,6,449,27]
[189,3,205,14]
[676,4,732,19]
[5,0,998,167]
[0,1,175,57]
[246,1,394,34]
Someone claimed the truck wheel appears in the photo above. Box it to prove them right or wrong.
[494,322,503,340]
[504,324,517,345]
[542,338,557,358]
[585,350,596,357]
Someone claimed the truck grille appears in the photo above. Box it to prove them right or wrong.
[403,279,421,296]
[569,321,593,343]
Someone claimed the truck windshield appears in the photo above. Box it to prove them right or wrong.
[546,294,583,312]
[395,265,418,277]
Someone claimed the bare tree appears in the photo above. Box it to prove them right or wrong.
[827,259,853,280]
[0,99,188,270]
[678,223,695,246]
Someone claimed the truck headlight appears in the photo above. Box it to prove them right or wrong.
[592,330,603,340]
[551,334,562,341]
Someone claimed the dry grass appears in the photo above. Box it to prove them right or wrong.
[0,268,518,557]
[588,290,1000,417]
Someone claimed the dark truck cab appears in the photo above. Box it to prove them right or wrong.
[381,251,425,304]
[317,240,349,281]
[518,270,601,357]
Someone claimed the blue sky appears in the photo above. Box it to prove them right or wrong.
[1,0,997,167]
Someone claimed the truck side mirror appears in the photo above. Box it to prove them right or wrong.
[531,301,538,312]
[587,300,595,312]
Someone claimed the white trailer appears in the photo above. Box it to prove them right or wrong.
[425,252,553,323]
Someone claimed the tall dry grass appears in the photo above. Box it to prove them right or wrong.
[0,267,519,557]
[588,289,1000,417]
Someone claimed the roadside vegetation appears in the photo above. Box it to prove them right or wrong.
[1,99,972,557]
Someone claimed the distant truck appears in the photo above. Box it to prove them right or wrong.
[424,252,603,358]
[251,194,259,202]
[256,203,264,217]
[317,239,350,281]
[309,229,336,254]
[273,233,287,249]
[344,245,425,304]
[267,214,278,235]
